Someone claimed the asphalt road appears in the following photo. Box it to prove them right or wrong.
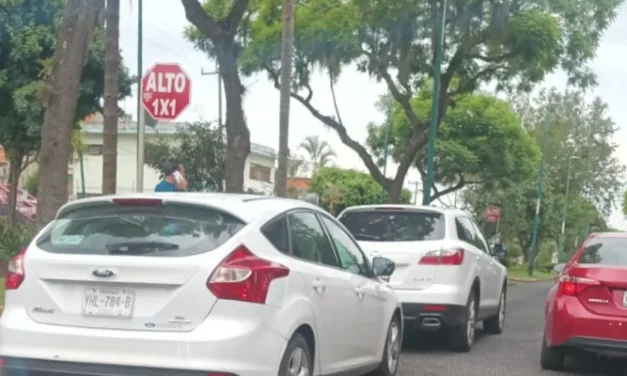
[397,281,627,376]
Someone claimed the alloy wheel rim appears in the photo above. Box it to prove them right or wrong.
[498,292,506,329]
[286,347,310,376]
[467,297,476,345]
[387,320,401,373]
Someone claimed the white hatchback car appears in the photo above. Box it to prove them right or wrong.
[337,205,508,352]
[0,194,402,376]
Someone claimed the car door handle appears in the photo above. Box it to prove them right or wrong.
[312,279,325,293]
[355,286,364,300]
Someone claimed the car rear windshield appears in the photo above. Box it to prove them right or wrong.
[36,202,246,257]
[578,237,627,265]
[338,210,445,242]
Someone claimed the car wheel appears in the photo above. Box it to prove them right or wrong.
[484,285,506,334]
[449,291,477,352]
[369,314,402,376]
[540,333,565,371]
[279,333,313,376]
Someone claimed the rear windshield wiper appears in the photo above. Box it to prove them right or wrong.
[106,241,180,255]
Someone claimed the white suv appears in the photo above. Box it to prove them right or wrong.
[0,194,402,376]
[337,205,508,352]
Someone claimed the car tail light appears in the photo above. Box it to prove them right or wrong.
[419,248,464,265]
[112,198,162,206]
[5,248,27,290]
[558,275,601,296]
[207,245,289,304]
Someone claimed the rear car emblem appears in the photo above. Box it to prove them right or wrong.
[92,267,116,278]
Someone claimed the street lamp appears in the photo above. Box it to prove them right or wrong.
[557,155,579,263]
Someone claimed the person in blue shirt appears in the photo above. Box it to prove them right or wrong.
[155,161,188,192]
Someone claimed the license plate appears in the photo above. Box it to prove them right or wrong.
[622,291,627,307]
[82,288,135,317]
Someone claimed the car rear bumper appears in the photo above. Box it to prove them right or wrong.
[547,296,627,351]
[393,284,467,306]
[0,303,286,376]
[0,357,238,376]
[564,337,627,356]
[401,303,466,331]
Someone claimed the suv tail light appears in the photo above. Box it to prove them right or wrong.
[5,248,27,290]
[419,248,464,265]
[207,245,289,304]
[558,275,601,296]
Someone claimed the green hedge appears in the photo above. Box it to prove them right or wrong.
[0,220,37,261]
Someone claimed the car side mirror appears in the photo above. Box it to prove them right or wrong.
[553,263,565,274]
[373,256,395,278]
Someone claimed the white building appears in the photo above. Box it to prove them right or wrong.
[72,119,276,196]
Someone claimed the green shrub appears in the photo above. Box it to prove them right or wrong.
[24,171,38,196]
[0,220,37,261]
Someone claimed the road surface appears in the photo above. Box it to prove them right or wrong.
[398,281,627,376]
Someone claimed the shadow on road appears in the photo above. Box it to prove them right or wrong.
[557,353,627,376]
[401,328,488,352]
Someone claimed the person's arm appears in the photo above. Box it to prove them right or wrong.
[176,173,188,191]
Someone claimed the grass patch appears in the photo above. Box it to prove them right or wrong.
[507,266,555,281]
[0,278,4,306]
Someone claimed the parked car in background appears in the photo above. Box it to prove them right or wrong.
[337,205,508,352]
[542,232,627,371]
[0,194,402,376]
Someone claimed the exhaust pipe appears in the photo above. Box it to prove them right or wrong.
[421,317,441,328]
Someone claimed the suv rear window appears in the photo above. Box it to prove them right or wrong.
[36,202,245,257]
[338,210,445,242]
[578,237,627,265]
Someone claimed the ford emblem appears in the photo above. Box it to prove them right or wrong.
[92,267,116,278]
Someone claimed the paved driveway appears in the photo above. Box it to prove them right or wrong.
[398,282,627,376]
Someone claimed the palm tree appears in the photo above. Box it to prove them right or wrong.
[299,135,336,171]
[102,0,120,194]
[288,158,305,178]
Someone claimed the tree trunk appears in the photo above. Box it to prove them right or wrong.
[102,0,119,194]
[220,59,250,193]
[274,0,294,197]
[7,151,23,227]
[36,0,103,229]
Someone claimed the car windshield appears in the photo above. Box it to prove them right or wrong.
[578,237,627,265]
[36,202,246,257]
[338,209,445,242]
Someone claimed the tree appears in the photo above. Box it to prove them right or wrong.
[309,167,411,215]
[145,121,226,192]
[300,135,336,171]
[275,0,295,197]
[182,0,252,193]
[239,0,621,202]
[35,0,133,228]
[102,0,120,194]
[367,91,540,201]
[288,158,305,177]
[623,190,627,216]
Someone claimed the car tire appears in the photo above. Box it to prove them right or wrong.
[369,314,402,376]
[278,332,314,376]
[449,290,477,352]
[483,285,506,334]
[540,333,565,371]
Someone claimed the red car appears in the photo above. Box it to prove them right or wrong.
[542,232,627,370]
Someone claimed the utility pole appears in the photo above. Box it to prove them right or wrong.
[408,180,420,205]
[201,61,222,127]
[558,156,578,262]
[528,113,551,276]
[135,0,144,192]
[380,103,392,202]
[423,0,447,205]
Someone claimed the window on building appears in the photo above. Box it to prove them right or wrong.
[249,163,272,182]
[86,145,103,156]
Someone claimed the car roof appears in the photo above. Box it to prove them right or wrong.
[338,204,469,217]
[589,231,627,239]
[56,193,322,223]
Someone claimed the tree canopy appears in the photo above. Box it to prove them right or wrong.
[145,121,226,192]
[228,0,622,201]
[367,90,540,201]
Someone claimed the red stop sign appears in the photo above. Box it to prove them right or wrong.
[141,63,191,121]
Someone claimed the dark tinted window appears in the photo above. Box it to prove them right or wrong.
[457,217,488,253]
[339,210,445,242]
[262,217,289,254]
[37,203,245,257]
[320,216,369,276]
[578,237,627,265]
[289,212,339,267]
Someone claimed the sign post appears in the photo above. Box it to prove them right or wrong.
[139,63,191,191]
[484,205,501,223]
